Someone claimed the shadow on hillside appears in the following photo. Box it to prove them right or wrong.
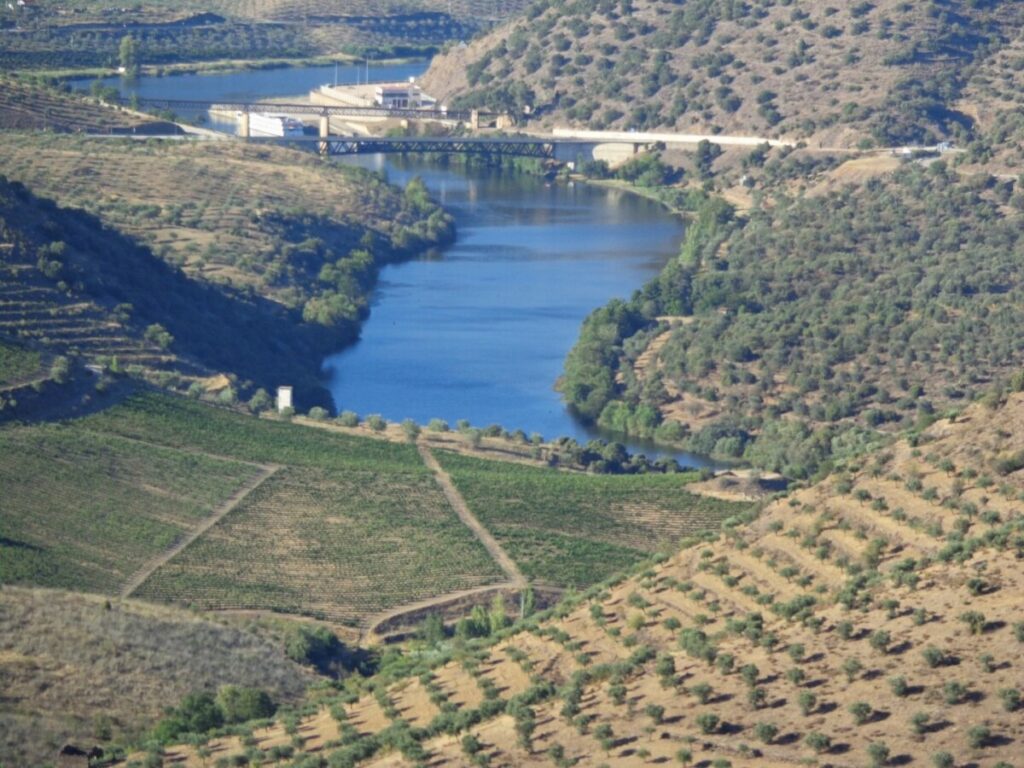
[3,179,337,408]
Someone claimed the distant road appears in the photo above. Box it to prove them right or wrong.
[549,127,796,148]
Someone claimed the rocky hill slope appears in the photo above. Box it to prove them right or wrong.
[423,0,1024,147]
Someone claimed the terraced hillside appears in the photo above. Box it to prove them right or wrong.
[436,450,748,588]
[0,75,165,133]
[0,173,348,403]
[0,134,454,319]
[0,0,530,69]
[423,0,1024,146]
[0,587,312,768]
[152,392,1024,767]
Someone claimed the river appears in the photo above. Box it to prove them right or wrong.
[71,63,716,467]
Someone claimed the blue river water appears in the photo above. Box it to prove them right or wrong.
[72,62,716,467]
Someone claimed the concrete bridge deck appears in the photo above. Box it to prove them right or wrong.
[122,96,486,124]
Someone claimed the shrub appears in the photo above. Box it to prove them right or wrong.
[216,686,275,724]
[804,731,831,753]
[960,611,987,634]
[691,682,713,704]
[968,725,991,748]
[307,406,328,421]
[922,646,946,668]
[849,701,872,725]
[999,688,1021,712]
[336,410,359,426]
[932,753,954,768]
[798,691,817,715]
[942,681,966,705]
[365,414,387,431]
[696,713,720,734]
[889,676,909,697]
[842,657,863,682]
[644,704,665,724]
[911,712,930,735]
[400,419,420,442]
[754,722,778,744]
[869,629,891,653]
[868,742,890,767]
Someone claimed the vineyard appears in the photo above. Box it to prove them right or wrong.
[435,451,751,588]
[0,338,41,387]
[134,465,506,624]
[0,422,261,593]
[152,392,1024,768]
[82,392,425,472]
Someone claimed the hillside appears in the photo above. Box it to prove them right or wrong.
[0,586,313,767]
[0,75,171,133]
[560,160,1024,474]
[150,391,1024,767]
[0,133,454,323]
[3,390,744,631]
[0,173,346,405]
[0,0,530,69]
[422,0,1024,147]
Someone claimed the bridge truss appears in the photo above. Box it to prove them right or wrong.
[317,136,557,158]
[124,97,482,123]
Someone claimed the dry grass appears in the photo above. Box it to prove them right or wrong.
[0,586,312,767]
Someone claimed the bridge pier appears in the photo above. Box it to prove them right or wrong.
[318,114,330,156]
[238,110,250,139]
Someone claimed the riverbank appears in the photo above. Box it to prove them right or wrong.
[38,54,430,84]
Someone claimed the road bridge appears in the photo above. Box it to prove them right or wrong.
[122,96,492,130]
[257,134,605,160]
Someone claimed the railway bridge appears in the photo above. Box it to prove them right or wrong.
[121,97,497,132]
[257,134,609,161]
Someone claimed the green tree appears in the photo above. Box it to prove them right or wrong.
[119,35,140,77]
[216,686,275,724]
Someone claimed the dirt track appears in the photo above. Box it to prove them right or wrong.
[119,463,281,598]
[417,444,526,587]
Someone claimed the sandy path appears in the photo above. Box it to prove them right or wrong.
[119,463,281,597]
[417,443,526,586]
